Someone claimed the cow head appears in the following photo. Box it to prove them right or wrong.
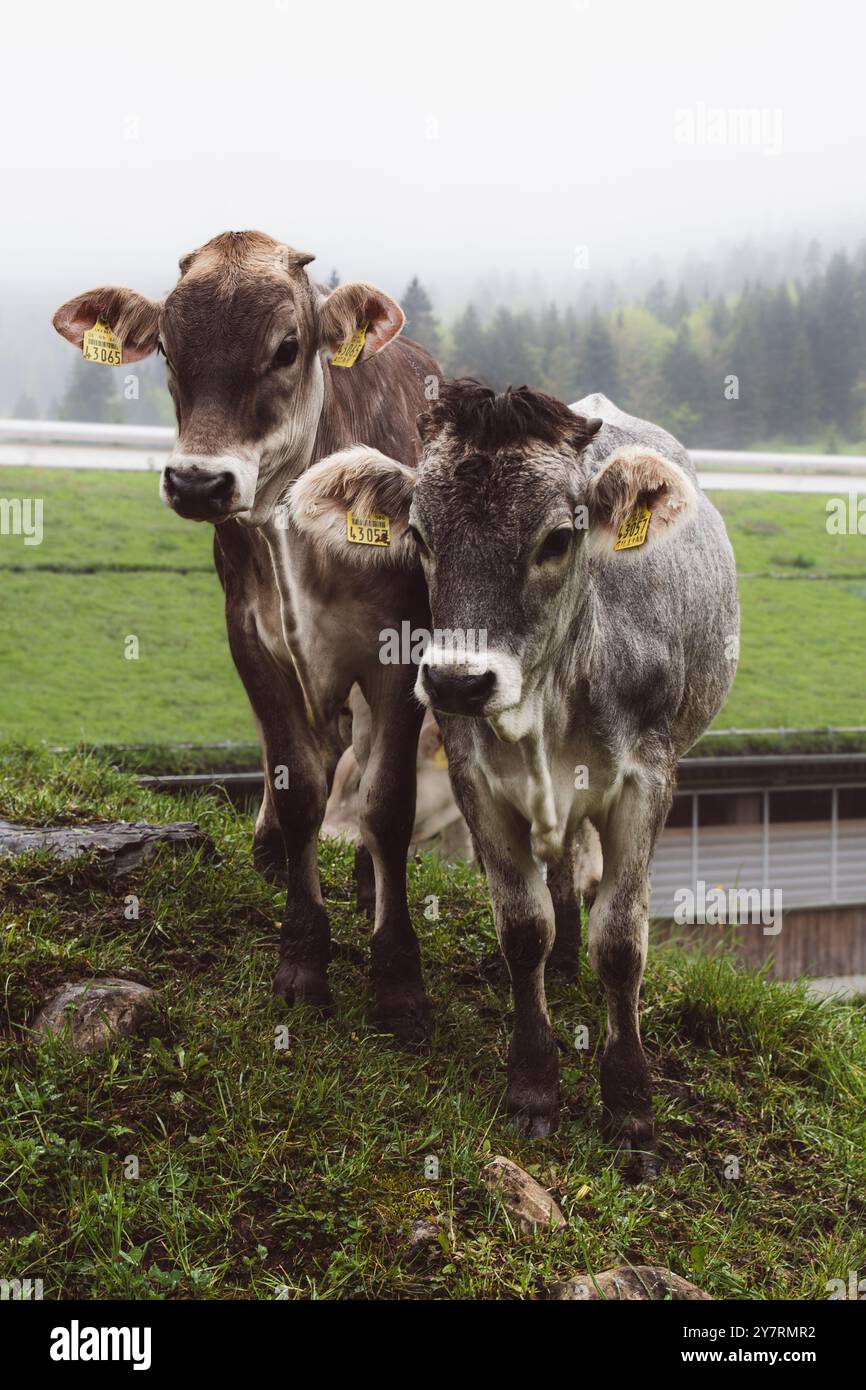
[291,380,697,738]
[52,231,405,525]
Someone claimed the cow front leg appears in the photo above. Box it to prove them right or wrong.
[252,750,288,885]
[588,776,671,1175]
[225,631,291,885]
[347,690,376,916]
[358,687,428,1043]
[502,908,559,1136]
[474,814,559,1136]
[271,736,332,1011]
[354,844,376,917]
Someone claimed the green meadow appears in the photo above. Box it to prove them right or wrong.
[0,468,864,750]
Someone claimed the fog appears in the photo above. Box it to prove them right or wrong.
[4,0,865,308]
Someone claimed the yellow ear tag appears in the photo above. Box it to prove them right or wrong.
[432,745,448,769]
[346,511,390,547]
[82,317,123,367]
[331,322,368,368]
[613,504,651,551]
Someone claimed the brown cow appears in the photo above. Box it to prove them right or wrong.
[52,231,440,1041]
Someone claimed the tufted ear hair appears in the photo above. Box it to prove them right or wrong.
[289,446,418,567]
[52,286,161,363]
[318,283,404,361]
[584,445,697,558]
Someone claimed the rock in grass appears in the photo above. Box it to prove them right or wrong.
[546,1266,710,1300]
[481,1156,566,1234]
[405,1219,441,1255]
[32,978,159,1053]
[0,819,212,878]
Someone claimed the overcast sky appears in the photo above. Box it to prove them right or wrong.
[3,0,866,306]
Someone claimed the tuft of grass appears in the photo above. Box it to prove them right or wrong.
[1,747,865,1300]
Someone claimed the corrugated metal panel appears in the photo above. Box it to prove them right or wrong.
[651,818,866,916]
[837,822,866,903]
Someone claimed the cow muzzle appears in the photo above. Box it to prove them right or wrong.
[161,454,254,522]
[416,643,525,722]
[420,665,496,716]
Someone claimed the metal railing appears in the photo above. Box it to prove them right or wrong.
[2,418,866,475]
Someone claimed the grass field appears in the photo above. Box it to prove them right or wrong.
[0,468,252,747]
[1,747,864,1299]
[0,468,864,747]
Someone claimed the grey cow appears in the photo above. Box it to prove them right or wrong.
[292,381,739,1168]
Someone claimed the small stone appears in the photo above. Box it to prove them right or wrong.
[545,1265,711,1300]
[481,1156,566,1234]
[31,977,159,1053]
[406,1219,441,1252]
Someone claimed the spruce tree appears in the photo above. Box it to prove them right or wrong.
[401,277,442,357]
[581,309,621,399]
[57,355,121,423]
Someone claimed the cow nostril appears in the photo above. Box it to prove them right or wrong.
[423,667,496,712]
[211,470,235,499]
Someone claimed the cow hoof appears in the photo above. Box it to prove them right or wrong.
[619,1142,661,1183]
[547,951,580,981]
[373,997,431,1047]
[633,1148,661,1182]
[510,1107,559,1139]
[603,1113,658,1181]
[273,962,333,1014]
[507,1081,560,1137]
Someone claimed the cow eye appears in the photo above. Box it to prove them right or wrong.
[536,526,573,564]
[156,338,173,369]
[272,336,299,369]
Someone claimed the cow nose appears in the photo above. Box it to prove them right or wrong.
[163,465,236,517]
[422,666,496,714]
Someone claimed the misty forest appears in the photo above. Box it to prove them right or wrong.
[34,243,866,451]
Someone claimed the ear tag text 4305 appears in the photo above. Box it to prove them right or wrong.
[346,511,390,547]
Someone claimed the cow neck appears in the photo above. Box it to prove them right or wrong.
[250,353,332,725]
[311,350,383,460]
[257,518,328,728]
[249,357,327,526]
[537,568,601,697]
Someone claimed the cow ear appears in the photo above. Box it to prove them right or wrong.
[289,446,418,566]
[584,445,697,557]
[318,282,405,360]
[52,287,161,363]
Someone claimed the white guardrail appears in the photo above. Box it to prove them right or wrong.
[0,420,175,448]
[0,419,174,472]
[2,419,866,491]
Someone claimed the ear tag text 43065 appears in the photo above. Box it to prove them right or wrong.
[82,317,123,367]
